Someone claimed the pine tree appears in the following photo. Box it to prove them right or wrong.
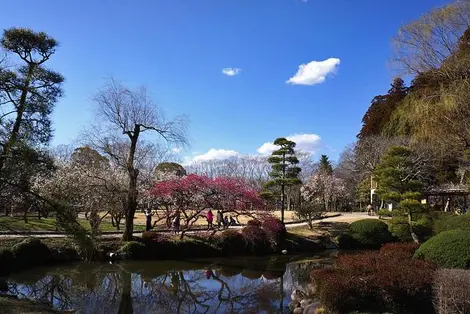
[319,154,333,175]
[265,138,301,223]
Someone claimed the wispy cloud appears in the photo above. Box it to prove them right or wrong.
[186,148,239,164]
[172,147,183,153]
[286,58,340,85]
[222,68,241,76]
[257,133,322,155]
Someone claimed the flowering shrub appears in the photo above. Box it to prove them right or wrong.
[312,246,436,313]
[261,216,286,247]
[241,225,269,253]
[247,219,262,227]
[150,174,265,238]
[215,229,246,254]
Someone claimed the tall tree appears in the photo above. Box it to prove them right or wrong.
[358,78,408,139]
[87,78,188,241]
[318,154,333,175]
[392,0,470,75]
[0,28,64,174]
[264,138,301,223]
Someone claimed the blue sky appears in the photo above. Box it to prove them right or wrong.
[1,0,450,163]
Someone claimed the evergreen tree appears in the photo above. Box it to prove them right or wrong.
[265,138,301,223]
[318,154,333,175]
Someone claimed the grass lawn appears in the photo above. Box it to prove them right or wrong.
[0,216,145,233]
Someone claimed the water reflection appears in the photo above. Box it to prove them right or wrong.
[4,252,335,314]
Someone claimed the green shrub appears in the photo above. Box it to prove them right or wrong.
[377,209,393,218]
[13,238,51,267]
[414,230,470,268]
[117,241,147,260]
[434,213,470,234]
[215,229,246,254]
[349,219,392,248]
[389,216,412,242]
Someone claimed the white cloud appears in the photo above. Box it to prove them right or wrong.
[222,68,241,76]
[172,147,183,153]
[257,133,322,155]
[286,58,340,86]
[189,148,239,164]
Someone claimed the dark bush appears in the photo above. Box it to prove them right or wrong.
[241,225,269,254]
[215,229,246,254]
[312,248,436,313]
[414,229,470,268]
[335,233,357,249]
[117,241,147,260]
[142,231,169,242]
[388,216,412,241]
[380,242,419,257]
[13,238,52,267]
[348,219,392,248]
[434,213,470,234]
[246,219,262,227]
[261,216,286,248]
[0,249,15,275]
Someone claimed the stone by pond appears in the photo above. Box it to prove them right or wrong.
[1,252,335,313]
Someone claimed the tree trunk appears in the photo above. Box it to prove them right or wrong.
[23,206,28,224]
[123,127,140,241]
[0,64,34,174]
[281,184,285,224]
[408,211,419,244]
[117,270,133,314]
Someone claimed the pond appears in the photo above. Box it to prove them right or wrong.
[2,251,337,314]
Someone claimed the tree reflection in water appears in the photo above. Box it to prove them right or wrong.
[4,254,334,314]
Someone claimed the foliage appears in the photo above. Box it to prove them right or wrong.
[247,219,262,227]
[348,219,392,248]
[312,246,435,313]
[414,229,470,268]
[434,269,470,314]
[241,225,269,253]
[154,162,186,180]
[295,201,325,229]
[358,78,408,139]
[150,174,264,237]
[141,231,168,242]
[264,138,301,222]
[214,229,246,254]
[0,249,14,274]
[434,213,470,234]
[117,241,147,260]
[261,216,286,247]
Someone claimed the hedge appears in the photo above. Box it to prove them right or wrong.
[414,229,470,268]
[348,219,392,248]
[434,213,470,234]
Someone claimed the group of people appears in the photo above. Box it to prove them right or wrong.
[206,209,237,230]
[144,208,239,234]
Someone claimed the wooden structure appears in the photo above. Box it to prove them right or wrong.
[425,184,469,212]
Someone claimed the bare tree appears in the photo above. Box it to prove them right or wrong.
[87,78,188,241]
[392,0,470,75]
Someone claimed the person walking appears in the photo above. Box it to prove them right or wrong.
[145,208,152,231]
[366,204,373,216]
[207,210,214,230]
[173,213,180,234]
[223,216,229,229]
[216,210,223,229]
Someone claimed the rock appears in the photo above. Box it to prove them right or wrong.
[288,302,300,311]
[303,301,322,314]
[291,289,307,302]
[293,307,303,314]
[300,299,314,309]
[282,249,288,254]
